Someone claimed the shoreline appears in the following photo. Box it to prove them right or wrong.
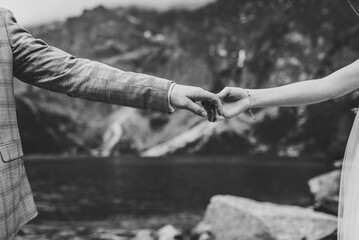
[23,154,331,167]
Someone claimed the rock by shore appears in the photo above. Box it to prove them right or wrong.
[308,170,341,215]
[198,195,337,240]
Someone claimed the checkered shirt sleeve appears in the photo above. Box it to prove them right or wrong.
[4,10,174,113]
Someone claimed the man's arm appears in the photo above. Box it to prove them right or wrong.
[3,9,177,113]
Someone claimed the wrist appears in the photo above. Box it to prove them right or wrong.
[247,89,262,108]
[168,83,176,113]
[244,89,256,120]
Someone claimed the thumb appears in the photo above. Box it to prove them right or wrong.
[217,87,232,99]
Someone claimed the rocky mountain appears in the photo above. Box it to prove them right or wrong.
[16,0,359,159]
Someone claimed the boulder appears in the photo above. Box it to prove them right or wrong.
[157,225,183,240]
[308,170,341,215]
[308,170,341,201]
[191,222,215,240]
[132,229,154,240]
[201,195,337,240]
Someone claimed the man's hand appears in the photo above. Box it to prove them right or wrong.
[170,84,223,117]
[217,87,250,119]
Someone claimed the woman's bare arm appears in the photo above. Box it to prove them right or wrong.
[251,59,359,107]
[218,59,359,118]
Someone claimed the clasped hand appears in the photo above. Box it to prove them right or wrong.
[170,85,250,121]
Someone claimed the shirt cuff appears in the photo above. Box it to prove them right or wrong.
[167,83,176,113]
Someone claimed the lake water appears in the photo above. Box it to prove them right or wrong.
[24,155,331,224]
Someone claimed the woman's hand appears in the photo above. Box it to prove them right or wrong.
[217,87,251,119]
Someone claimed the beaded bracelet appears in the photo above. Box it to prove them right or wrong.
[245,89,256,120]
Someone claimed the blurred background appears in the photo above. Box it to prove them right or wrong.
[3,0,359,239]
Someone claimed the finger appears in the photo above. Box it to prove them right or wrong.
[184,99,208,117]
[217,87,231,99]
[211,115,225,122]
[217,115,225,121]
[211,96,224,116]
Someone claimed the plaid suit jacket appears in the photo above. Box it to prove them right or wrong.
[0,8,172,239]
